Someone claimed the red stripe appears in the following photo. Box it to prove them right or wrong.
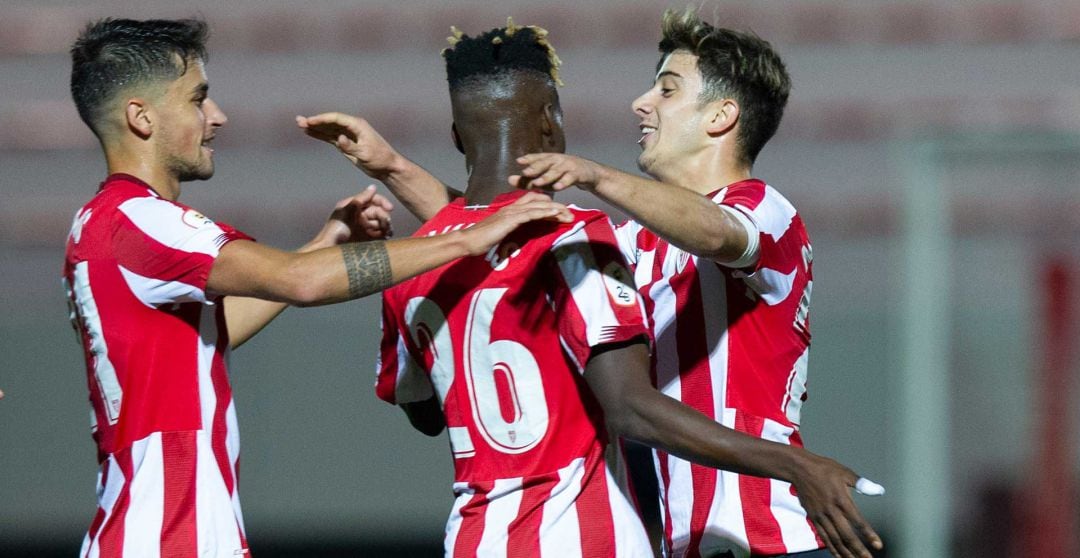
[98,450,134,557]
[671,256,718,558]
[160,431,198,556]
[718,179,767,211]
[507,472,558,557]
[576,456,617,557]
[113,212,215,291]
[638,231,673,552]
[376,298,404,403]
[210,306,235,495]
[453,482,492,558]
[82,462,111,557]
[735,413,787,555]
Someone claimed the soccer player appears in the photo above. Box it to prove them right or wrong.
[511,10,881,558]
[304,19,878,558]
[64,18,570,557]
[304,10,884,558]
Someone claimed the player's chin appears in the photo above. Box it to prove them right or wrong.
[180,164,215,182]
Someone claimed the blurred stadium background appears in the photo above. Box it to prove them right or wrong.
[1,1,1078,556]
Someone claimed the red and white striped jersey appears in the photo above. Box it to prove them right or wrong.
[63,174,252,558]
[377,190,653,557]
[615,179,819,557]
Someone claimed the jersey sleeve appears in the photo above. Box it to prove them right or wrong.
[717,183,807,306]
[612,219,642,266]
[374,294,435,405]
[112,196,253,306]
[549,214,651,372]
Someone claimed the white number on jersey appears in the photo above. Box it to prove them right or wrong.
[404,288,549,456]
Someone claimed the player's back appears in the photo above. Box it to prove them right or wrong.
[378,190,652,557]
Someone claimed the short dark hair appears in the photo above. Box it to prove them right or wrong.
[442,18,562,93]
[659,8,790,165]
[70,18,208,137]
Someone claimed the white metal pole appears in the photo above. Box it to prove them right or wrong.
[895,140,951,558]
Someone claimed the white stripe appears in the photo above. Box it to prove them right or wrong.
[124,434,164,558]
[118,197,226,256]
[72,262,122,425]
[603,458,654,558]
[741,185,796,243]
[449,426,475,458]
[699,409,749,558]
[119,265,208,306]
[225,398,246,538]
[444,482,474,556]
[782,348,810,427]
[195,431,245,556]
[83,457,125,558]
[551,221,621,349]
[613,219,642,265]
[742,267,796,306]
[762,419,818,552]
[475,477,524,557]
[539,458,585,558]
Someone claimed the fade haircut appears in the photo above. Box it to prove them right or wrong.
[659,7,790,165]
[70,18,208,138]
[442,17,563,93]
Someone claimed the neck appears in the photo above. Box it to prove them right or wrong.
[104,142,180,200]
[462,131,548,206]
[657,149,752,195]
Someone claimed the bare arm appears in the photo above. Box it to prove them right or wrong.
[584,340,883,558]
[513,153,751,265]
[223,187,395,349]
[297,112,458,221]
[209,191,571,306]
[401,396,446,437]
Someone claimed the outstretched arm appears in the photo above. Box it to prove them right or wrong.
[584,339,883,558]
[297,113,459,221]
[224,186,395,348]
[513,153,752,265]
[209,191,571,305]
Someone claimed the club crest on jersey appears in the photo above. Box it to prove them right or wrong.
[181,209,214,229]
[602,262,637,307]
[485,242,522,271]
[675,250,692,274]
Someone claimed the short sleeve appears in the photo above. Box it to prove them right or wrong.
[112,197,253,306]
[717,183,806,305]
[613,219,642,266]
[374,294,435,405]
[549,215,650,372]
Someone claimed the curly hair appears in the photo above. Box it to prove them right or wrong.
[443,17,562,92]
[659,7,790,164]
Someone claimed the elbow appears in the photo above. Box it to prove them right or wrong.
[278,261,326,306]
[603,396,658,445]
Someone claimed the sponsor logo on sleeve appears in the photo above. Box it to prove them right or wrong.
[181,209,214,229]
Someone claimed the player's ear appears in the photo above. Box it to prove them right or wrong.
[541,103,565,152]
[705,98,739,137]
[451,123,464,154]
[125,98,153,139]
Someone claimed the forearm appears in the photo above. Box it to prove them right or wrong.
[380,153,455,221]
[615,390,805,482]
[592,166,748,262]
[587,342,805,483]
[292,233,469,305]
